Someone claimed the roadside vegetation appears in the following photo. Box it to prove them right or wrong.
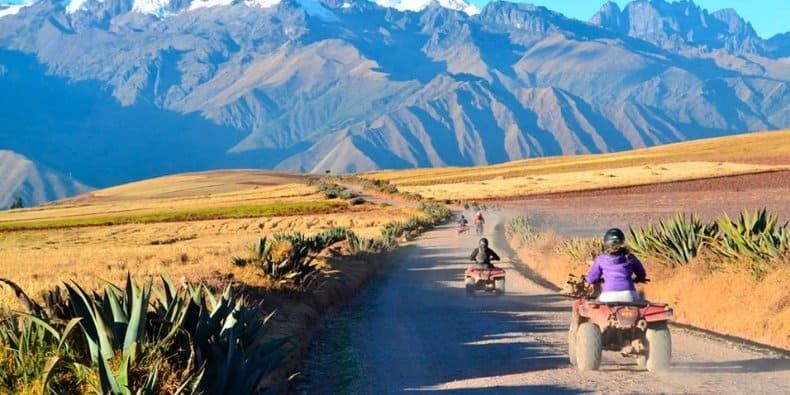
[351,177,423,201]
[0,168,450,393]
[0,274,288,394]
[508,208,789,279]
[626,209,788,281]
[506,209,790,349]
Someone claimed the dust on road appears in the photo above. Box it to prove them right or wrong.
[294,213,789,394]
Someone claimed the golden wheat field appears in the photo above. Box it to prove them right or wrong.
[0,170,421,312]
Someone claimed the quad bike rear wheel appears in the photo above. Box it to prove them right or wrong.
[646,323,672,372]
[636,355,647,369]
[494,278,505,295]
[575,322,602,371]
[568,322,577,366]
[465,277,475,296]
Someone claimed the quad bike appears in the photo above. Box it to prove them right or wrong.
[456,224,470,236]
[464,264,505,296]
[566,274,673,372]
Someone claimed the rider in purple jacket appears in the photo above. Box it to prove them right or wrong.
[585,228,647,302]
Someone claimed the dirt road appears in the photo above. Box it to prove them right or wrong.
[293,212,789,394]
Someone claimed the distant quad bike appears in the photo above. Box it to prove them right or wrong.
[456,224,470,236]
[566,274,673,372]
[464,265,505,296]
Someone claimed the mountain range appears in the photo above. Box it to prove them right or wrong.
[0,0,788,206]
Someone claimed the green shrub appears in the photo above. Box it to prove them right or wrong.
[627,213,715,266]
[557,237,603,264]
[360,178,399,194]
[234,228,349,286]
[316,183,354,200]
[419,203,450,222]
[708,209,789,280]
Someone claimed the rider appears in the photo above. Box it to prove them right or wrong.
[585,228,647,303]
[474,211,485,225]
[470,237,500,269]
[458,215,468,227]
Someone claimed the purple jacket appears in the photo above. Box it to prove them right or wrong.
[585,253,647,292]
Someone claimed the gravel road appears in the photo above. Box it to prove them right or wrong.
[293,212,789,394]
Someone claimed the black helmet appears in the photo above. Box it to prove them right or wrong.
[603,228,625,248]
[479,238,488,247]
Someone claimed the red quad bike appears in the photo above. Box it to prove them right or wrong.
[566,274,673,372]
[456,224,470,236]
[464,265,505,296]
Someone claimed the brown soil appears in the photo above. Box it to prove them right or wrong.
[501,170,790,236]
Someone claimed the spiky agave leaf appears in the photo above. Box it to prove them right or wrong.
[64,282,114,363]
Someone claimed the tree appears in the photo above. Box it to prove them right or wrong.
[9,196,24,209]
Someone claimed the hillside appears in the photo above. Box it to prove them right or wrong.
[0,150,92,208]
[364,129,790,199]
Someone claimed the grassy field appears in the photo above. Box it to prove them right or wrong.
[0,170,422,313]
[363,130,790,200]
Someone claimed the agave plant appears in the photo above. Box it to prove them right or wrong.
[0,314,82,393]
[346,232,389,254]
[0,274,290,395]
[627,213,715,266]
[557,237,603,264]
[506,216,540,245]
[708,209,789,280]
[235,228,351,285]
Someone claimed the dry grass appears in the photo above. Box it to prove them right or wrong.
[400,161,784,200]
[363,130,790,199]
[0,170,421,312]
[0,206,420,311]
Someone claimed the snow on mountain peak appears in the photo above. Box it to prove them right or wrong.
[132,0,172,16]
[65,0,95,14]
[0,3,25,18]
[190,0,235,11]
[376,0,480,16]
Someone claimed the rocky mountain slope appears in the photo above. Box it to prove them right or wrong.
[0,0,787,190]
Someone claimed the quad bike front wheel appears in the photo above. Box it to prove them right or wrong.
[465,277,475,296]
[575,323,602,371]
[646,323,672,372]
[494,278,505,295]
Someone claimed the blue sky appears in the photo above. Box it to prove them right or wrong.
[3,0,787,38]
[467,0,788,39]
